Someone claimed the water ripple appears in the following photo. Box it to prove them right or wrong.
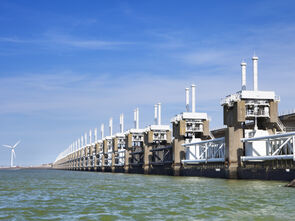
[0,170,294,220]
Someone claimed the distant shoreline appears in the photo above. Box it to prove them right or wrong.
[0,165,53,170]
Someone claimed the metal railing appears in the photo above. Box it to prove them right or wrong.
[182,137,225,164]
[241,132,295,161]
[286,127,295,132]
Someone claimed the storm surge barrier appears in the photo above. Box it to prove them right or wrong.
[54,55,295,181]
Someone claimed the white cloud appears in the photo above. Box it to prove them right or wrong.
[0,33,134,51]
[181,50,232,66]
[50,35,133,50]
[0,37,29,43]
[0,71,229,129]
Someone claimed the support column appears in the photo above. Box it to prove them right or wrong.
[89,145,93,171]
[172,137,185,176]
[79,150,82,171]
[94,143,98,171]
[172,120,185,176]
[102,140,107,172]
[124,134,132,173]
[112,138,118,173]
[124,148,130,173]
[143,145,152,174]
[84,148,87,171]
[225,126,243,179]
[143,131,153,174]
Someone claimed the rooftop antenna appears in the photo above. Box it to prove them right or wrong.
[120,114,124,133]
[185,88,190,112]
[252,53,259,91]
[157,103,161,125]
[2,140,21,167]
[101,124,104,139]
[94,128,98,142]
[84,133,87,146]
[241,59,247,90]
[81,135,84,148]
[191,84,196,113]
[109,118,113,136]
[134,109,137,128]
[89,129,92,145]
[154,104,158,125]
[136,108,139,129]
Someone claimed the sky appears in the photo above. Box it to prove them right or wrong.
[0,0,295,166]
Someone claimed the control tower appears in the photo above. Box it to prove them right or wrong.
[171,85,211,175]
[221,56,282,178]
[143,103,172,174]
[124,108,145,173]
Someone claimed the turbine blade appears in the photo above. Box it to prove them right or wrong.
[2,145,12,148]
[13,140,21,148]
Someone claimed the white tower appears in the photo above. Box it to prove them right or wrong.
[109,118,113,136]
[191,84,196,113]
[154,104,158,125]
[241,61,247,90]
[157,103,161,125]
[101,124,104,139]
[252,56,258,91]
[185,88,190,112]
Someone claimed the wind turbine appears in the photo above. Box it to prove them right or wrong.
[2,140,21,167]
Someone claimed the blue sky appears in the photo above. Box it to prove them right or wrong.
[1,0,295,166]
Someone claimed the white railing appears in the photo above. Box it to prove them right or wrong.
[279,109,295,116]
[286,127,295,132]
[241,132,295,161]
[181,137,225,164]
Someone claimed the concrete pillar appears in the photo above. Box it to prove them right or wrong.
[102,140,107,172]
[112,138,118,173]
[172,120,186,176]
[143,131,153,174]
[73,153,75,170]
[124,148,130,173]
[172,137,185,176]
[93,143,97,171]
[143,144,152,174]
[225,126,243,179]
[77,150,80,170]
[79,149,82,171]
[111,153,116,172]
[88,146,91,171]
[124,134,132,173]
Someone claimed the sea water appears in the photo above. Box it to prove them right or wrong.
[0,169,294,220]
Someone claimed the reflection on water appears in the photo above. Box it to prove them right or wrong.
[0,170,294,220]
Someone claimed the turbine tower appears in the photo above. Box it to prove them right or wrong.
[2,140,21,167]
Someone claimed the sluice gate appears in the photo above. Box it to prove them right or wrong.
[54,55,295,181]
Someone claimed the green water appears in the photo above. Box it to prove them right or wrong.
[0,170,294,220]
